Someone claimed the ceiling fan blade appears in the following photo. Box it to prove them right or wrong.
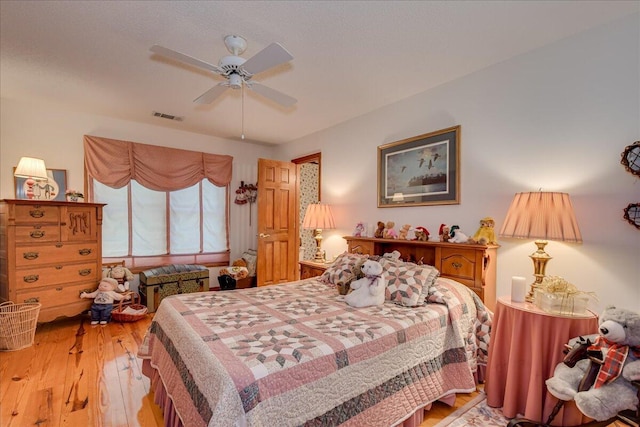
[249,82,297,108]
[150,45,222,74]
[241,43,293,75]
[194,83,229,104]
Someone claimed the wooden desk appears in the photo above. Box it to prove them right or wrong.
[485,296,599,426]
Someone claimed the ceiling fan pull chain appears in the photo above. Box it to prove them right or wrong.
[241,83,245,140]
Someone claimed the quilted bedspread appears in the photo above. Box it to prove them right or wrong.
[139,277,492,427]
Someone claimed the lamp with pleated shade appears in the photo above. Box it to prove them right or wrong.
[302,203,336,263]
[14,157,48,200]
[499,191,582,302]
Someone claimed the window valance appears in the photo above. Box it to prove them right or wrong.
[83,135,233,191]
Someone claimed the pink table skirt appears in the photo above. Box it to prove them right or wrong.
[485,297,599,426]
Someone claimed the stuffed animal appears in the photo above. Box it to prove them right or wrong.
[398,224,411,240]
[383,221,397,239]
[103,264,134,292]
[413,226,430,241]
[80,277,131,325]
[374,221,386,238]
[439,224,450,242]
[471,217,498,245]
[382,250,401,261]
[344,260,386,308]
[448,225,471,243]
[545,306,640,421]
[353,222,365,237]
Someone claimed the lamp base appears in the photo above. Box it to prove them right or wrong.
[526,240,552,302]
[312,229,325,263]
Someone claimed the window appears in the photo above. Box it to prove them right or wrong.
[84,135,232,269]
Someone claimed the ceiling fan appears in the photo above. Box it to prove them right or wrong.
[150,35,297,108]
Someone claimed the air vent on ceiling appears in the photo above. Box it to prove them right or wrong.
[152,111,184,121]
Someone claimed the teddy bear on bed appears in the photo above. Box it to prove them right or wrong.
[103,264,134,293]
[344,260,386,308]
[80,277,131,325]
[545,306,640,421]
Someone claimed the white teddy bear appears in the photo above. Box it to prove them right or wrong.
[344,260,386,308]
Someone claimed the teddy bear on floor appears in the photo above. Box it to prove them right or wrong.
[545,306,640,421]
[80,277,131,325]
[344,260,386,308]
[103,264,134,293]
[471,217,498,245]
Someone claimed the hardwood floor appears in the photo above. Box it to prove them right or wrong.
[0,315,628,427]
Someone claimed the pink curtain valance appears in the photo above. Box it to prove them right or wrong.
[84,135,233,191]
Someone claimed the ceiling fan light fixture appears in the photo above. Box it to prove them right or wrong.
[229,73,243,89]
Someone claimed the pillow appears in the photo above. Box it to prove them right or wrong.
[319,252,368,285]
[380,258,437,307]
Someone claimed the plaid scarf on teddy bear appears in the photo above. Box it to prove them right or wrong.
[588,336,640,388]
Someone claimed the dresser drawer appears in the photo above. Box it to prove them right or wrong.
[15,224,60,243]
[15,242,98,267]
[15,262,97,290]
[14,204,60,224]
[18,282,94,311]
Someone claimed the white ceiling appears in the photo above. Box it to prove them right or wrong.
[1,1,638,145]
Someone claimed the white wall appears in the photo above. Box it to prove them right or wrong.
[276,13,640,312]
[0,98,274,261]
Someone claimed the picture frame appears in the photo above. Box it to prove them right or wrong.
[14,168,67,201]
[378,125,460,207]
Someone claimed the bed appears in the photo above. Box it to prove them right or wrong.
[139,251,493,427]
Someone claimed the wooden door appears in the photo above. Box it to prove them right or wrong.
[256,159,299,286]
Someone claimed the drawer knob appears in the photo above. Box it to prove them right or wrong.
[23,252,39,260]
[29,209,45,218]
[23,275,39,283]
[24,297,40,303]
[30,230,45,239]
[78,248,92,256]
[79,269,92,276]
[451,261,463,270]
[55,265,63,270]
[56,287,63,291]
[55,243,63,248]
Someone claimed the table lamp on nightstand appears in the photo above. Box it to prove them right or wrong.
[499,191,582,302]
[302,203,336,263]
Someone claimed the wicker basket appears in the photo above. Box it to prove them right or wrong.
[0,301,41,351]
[111,293,147,323]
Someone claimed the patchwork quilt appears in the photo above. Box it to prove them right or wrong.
[139,277,492,427]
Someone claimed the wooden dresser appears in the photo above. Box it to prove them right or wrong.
[344,236,498,310]
[0,199,105,322]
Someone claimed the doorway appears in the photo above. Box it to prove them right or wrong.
[292,153,321,262]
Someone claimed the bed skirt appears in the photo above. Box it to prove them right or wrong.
[142,360,485,427]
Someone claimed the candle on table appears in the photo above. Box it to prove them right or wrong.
[511,276,527,303]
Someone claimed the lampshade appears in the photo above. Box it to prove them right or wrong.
[499,192,582,243]
[302,203,336,230]
[14,157,48,180]
[500,191,582,302]
[303,203,335,263]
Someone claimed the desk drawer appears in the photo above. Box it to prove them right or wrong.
[17,282,95,309]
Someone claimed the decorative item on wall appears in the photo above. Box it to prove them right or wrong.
[499,191,582,302]
[377,125,460,207]
[14,165,66,202]
[623,203,640,230]
[621,141,639,177]
[234,181,258,224]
